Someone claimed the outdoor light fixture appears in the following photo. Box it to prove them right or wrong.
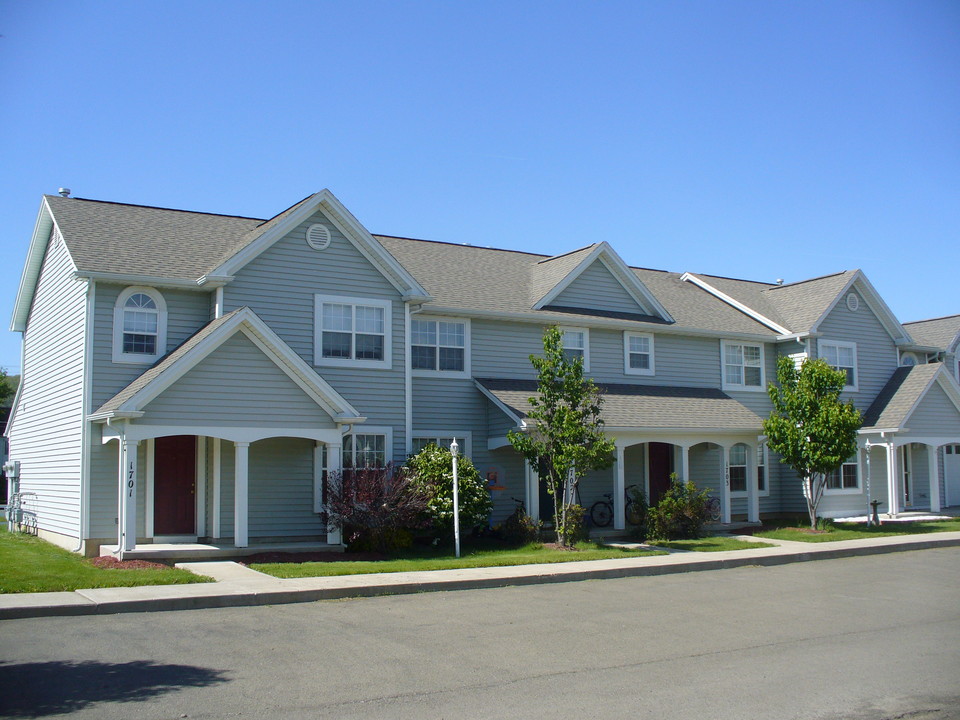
[450,439,461,559]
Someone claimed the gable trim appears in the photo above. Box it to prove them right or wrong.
[533,243,674,322]
[211,189,431,302]
[810,271,911,344]
[680,273,791,334]
[474,379,524,426]
[900,366,960,429]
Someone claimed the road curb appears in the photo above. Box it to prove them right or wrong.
[2,534,959,620]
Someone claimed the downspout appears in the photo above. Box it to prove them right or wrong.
[73,279,95,553]
[404,302,412,457]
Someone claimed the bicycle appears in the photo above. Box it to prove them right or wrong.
[705,495,722,522]
[589,485,643,528]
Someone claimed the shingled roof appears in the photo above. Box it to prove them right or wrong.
[903,315,960,351]
[476,378,764,431]
[861,364,942,429]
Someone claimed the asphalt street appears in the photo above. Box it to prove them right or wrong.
[1,548,958,720]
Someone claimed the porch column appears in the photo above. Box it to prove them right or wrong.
[326,442,342,545]
[886,442,899,517]
[211,438,222,539]
[524,459,539,521]
[747,444,760,523]
[679,445,690,482]
[928,445,941,513]
[234,441,249,548]
[120,439,139,552]
[614,443,626,530]
[722,445,732,524]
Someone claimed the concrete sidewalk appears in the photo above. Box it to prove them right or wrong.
[2,532,959,620]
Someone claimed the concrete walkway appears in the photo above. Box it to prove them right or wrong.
[2,531,959,620]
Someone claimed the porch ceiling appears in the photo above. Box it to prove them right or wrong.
[476,378,764,431]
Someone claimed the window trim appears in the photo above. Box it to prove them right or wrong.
[728,443,749,497]
[819,339,858,392]
[721,341,765,392]
[559,326,590,371]
[623,331,655,376]
[112,286,168,364]
[340,426,394,470]
[824,456,861,495]
[314,294,393,369]
[411,316,471,379]
[411,430,473,459]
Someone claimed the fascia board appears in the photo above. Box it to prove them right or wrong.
[680,272,791,335]
[596,244,675,322]
[532,245,598,309]
[11,199,57,332]
[73,271,210,290]
[422,304,775,341]
[810,272,910,343]
[473,380,525,425]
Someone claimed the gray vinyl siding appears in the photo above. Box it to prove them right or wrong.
[88,439,119,540]
[487,446,526,523]
[472,319,548,379]
[412,378,485,444]
[552,261,645,315]
[139,333,337,428]
[587,329,722,387]
[720,340,777,417]
[224,208,406,459]
[815,295,899,413]
[909,445,931,509]
[7,229,87,539]
[91,283,211,411]
[904,384,960,435]
[248,437,325,539]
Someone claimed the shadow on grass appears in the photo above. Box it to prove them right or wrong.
[0,660,229,717]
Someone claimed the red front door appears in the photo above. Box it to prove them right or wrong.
[154,435,196,535]
[648,442,674,507]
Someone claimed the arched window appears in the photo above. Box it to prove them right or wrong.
[113,287,167,363]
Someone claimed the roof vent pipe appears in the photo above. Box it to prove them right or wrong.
[58,188,71,197]
[776,278,784,285]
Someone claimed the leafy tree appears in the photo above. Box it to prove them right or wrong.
[763,356,862,529]
[404,443,492,537]
[0,369,13,407]
[507,326,615,546]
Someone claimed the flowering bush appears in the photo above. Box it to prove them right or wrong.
[404,444,492,536]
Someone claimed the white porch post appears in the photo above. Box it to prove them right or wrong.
[928,444,941,513]
[234,441,249,548]
[326,441,342,545]
[886,442,899,517]
[679,444,690,482]
[121,439,139,552]
[747,444,760,523]
[614,442,626,530]
[211,438,222,540]
[722,444,732,524]
[525,459,539,521]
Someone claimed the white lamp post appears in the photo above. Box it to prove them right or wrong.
[450,438,461,559]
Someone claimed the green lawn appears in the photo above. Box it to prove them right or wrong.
[756,518,960,543]
[0,529,212,594]
[651,536,775,552]
[252,541,667,578]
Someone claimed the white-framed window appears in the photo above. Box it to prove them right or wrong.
[411,317,470,377]
[343,432,388,469]
[722,341,764,391]
[411,432,472,458]
[757,444,769,496]
[825,457,860,493]
[560,327,589,370]
[728,443,748,495]
[314,295,392,369]
[624,332,655,376]
[819,340,858,391]
[112,286,167,364]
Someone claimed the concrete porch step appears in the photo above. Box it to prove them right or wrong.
[100,540,345,562]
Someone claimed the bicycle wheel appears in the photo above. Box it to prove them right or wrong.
[590,500,613,528]
[706,497,722,522]
[625,500,643,526]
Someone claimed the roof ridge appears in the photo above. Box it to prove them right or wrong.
[253,193,317,228]
[536,244,597,264]
[374,234,549,259]
[903,313,960,325]
[691,272,776,287]
[764,270,853,291]
[45,195,265,221]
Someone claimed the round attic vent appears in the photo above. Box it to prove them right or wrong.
[306,223,331,251]
[846,293,859,311]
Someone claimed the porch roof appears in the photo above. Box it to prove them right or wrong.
[475,378,764,431]
[861,363,955,430]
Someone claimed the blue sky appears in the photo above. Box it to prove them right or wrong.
[2,0,957,375]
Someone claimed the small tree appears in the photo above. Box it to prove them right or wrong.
[0,369,13,407]
[763,356,862,529]
[405,443,492,537]
[507,326,615,546]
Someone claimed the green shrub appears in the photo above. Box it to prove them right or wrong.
[405,444,493,536]
[558,503,589,546]
[627,485,650,542]
[498,504,542,546]
[346,527,414,553]
[649,475,710,540]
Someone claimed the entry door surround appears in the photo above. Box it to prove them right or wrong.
[154,435,197,536]
[648,442,673,506]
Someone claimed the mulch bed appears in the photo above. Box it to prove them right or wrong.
[87,556,172,571]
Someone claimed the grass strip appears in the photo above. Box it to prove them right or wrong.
[651,536,775,552]
[252,541,666,578]
[0,530,212,594]
[756,518,960,543]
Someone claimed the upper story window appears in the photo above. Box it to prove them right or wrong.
[819,340,858,391]
[624,332,655,376]
[560,327,589,370]
[112,287,167,364]
[314,295,392,369]
[411,317,469,377]
[722,342,764,391]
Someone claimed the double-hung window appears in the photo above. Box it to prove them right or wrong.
[819,340,858,391]
[112,287,167,364]
[729,444,748,495]
[315,295,391,368]
[722,342,764,390]
[411,317,469,376]
[624,332,654,376]
[826,457,859,492]
[343,433,387,469]
[560,327,589,370]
